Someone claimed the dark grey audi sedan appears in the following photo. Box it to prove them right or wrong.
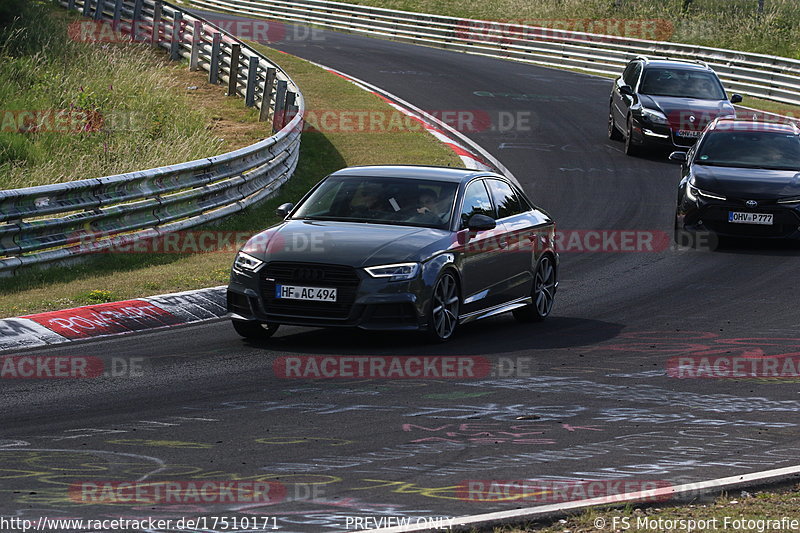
[227,166,558,342]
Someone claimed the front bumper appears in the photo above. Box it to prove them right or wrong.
[677,199,800,240]
[631,118,703,149]
[227,263,428,331]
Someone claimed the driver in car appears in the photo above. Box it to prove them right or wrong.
[349,184,386,218]
[416,189,440,215]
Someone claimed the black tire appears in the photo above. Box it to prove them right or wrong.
[232,319,279,340]
[624,117,640,156]
[608,108,623,141]
[426,271,460,343]
[513,255,556,323]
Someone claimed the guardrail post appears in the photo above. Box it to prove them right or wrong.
[209,33,221,84]
[284,92,297,126]
[259,67,276,122]
[112,0,122,23]
[170,11,183,60]
[228,44,241,96]
[151,1,162,47]
[82,0,91,16]
[245,56,259,107]
[93,0,104,20]
[131,0,143,41]
[272,79,287,132]
[190,20,202,71]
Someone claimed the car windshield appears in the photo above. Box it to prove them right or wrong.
[639,68,726,100]
[694,131,800,170]
[291,175,459,229]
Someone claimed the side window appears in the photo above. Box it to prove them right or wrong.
[631,63,643,88]
[621,62,635,85]
[686,145,696,164]
[460,180,494,226]
[623,62,642,87]
[487,179,523,219]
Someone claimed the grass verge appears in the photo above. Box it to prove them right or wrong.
[0,0,269,189]
[342,0,800,60]
[0,43,461,317]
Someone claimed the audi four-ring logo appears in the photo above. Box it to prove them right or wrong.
[295,268,325,281]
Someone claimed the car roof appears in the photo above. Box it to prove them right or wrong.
[709,118,800,134]
[328,165,497,183]
[642,60,711,71]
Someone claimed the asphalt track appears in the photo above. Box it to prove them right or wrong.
[2,13,800,532]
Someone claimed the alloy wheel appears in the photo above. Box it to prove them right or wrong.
[534,255,556,318]
[429,272,460,341]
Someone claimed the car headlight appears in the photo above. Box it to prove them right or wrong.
[641,108,669,125]
[364,262,420,281]
[687,177,726,201]
[233,251,264,272]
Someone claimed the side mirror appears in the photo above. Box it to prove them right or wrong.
[730,93,743,104]
[275,202,294,218]
[619,84,635,97]
[466,213,497,231]
[669,151,687,163]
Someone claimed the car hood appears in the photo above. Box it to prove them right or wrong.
[241,219,451,266]
[692,165,800,199]
[640,95,735,127]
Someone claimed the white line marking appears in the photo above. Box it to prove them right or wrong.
[366,463,800,532]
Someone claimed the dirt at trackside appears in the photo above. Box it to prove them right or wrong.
[168,64,272,152]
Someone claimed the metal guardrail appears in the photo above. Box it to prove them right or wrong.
[0,0,304,275]
[188,0,800,107]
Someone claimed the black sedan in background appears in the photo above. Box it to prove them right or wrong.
[673,118,800,242]
[609,56,741,155]
[227,166,558,342]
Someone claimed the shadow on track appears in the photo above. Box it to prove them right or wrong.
[239,316,624,356]
[713,237,800,256]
